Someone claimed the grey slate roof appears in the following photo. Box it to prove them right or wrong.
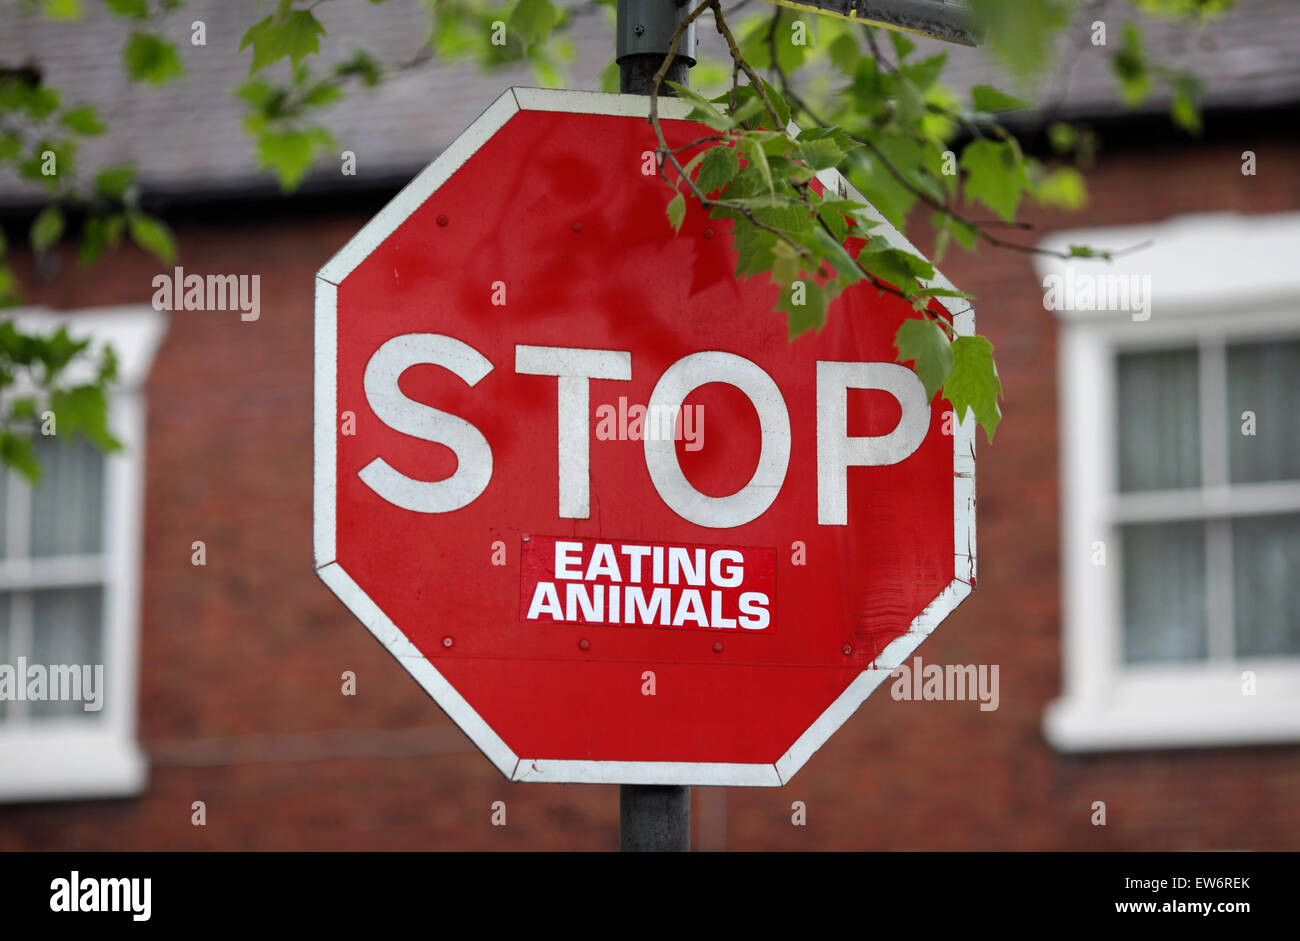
[0,0,1295,200]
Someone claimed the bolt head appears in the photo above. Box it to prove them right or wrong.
[443,636,454,648]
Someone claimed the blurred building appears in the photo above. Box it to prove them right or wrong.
[0,0,1297,849]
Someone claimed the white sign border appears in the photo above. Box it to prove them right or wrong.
[314,86,976,787]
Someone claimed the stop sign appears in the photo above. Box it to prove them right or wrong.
[314,88,976,786]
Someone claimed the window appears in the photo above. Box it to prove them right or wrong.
[1039,212,1300,751]
[0,306,165,801]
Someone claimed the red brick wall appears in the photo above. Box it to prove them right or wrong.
[1,135,1297,850]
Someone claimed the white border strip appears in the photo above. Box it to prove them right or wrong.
[313,278,337,568]
[313,89,976,787]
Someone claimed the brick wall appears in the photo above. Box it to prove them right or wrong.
[1,134,1297,850]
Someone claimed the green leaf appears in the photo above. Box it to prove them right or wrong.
[240,10,326,75]
[817,198,859,244]
[1112,23,1150,106]
[895,317,954,402]
[124,32,183,84]
[696,145,739,195]
[968,0,1074,82]
[39,0,83,21]
[668,81,733,132]
[769,239,801,287]
[0,432,40,482]
[731,220,778,278]
[899,53,947,94]
[945,335,1003,442]
[755,78,790,129]
[810,227,863,285]
[0,263,20,308]
[104,0,149,18]
[79,213,127,266]
[887,29,916,62]
[94,164,136,200]
[1167,71,1204,134]
[971,84,1031,112]
[50,384,121,451]
[729,94,765,128]
[858,244,920,295]
[508,0,559,50]
[949,216,979,251]
[1171,87,1201,134]
[598,60,619,94]
[1032,166,1087,209]
[127,213,177,264]
[778,278,828,339]
[960,138,1026,222]
[30,206,65,254]
[665,191,686,233]
[828,34,860,73]
[797,136,845,171]
[0,132,21,163]
[256,127,332,190]
[1046,122,1077,154]
[742,135,774,194]
[59,104,106,135]
[335,50,383,88]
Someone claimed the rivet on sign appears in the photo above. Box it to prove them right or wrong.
[703,227,714,239]
[635,25,645,35]
[522,535,530,542]
[579,638,591,651]
[842,644,853,656]
[443,636,454,648]
[436,214,449,227]
[713,641,724,653]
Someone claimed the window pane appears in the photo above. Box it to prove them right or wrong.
[30,435,104,558]
[29,586,103,720]
[1233,513,1300,657]
[1117,349,1201,492]
[0,468,8,559]
[1122,521,1208,664]
[1227,339,1300,484]
[0,594,8,722]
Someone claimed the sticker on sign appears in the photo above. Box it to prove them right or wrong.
[521,536,777,632]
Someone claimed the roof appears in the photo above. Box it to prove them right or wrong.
[0,0,1295,201]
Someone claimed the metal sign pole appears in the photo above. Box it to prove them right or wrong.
[615,0,697,851]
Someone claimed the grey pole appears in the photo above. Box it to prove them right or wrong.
[620,784,691,851]
[616,0,698,95]
[615,0,696,850]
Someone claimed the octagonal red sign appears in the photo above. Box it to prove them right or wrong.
[314,88,976,786]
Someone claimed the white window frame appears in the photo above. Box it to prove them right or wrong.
[0,305,165,801]
[1039,211,1300,751]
